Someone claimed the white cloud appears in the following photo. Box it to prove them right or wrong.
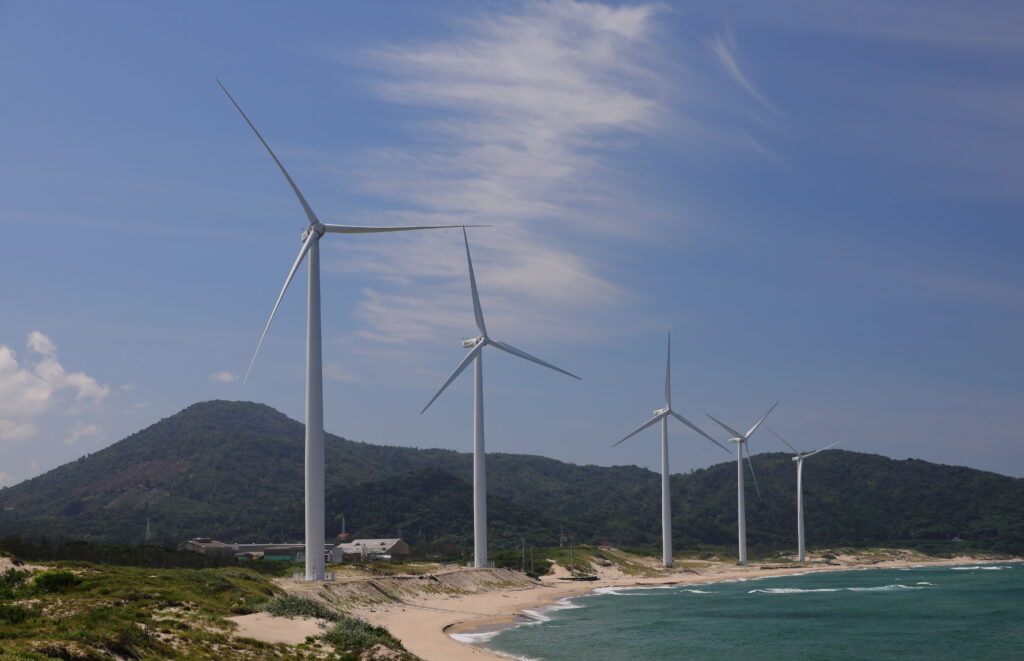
[0,420,39,443]
[26,331,57,356]
[209,370,240,383]
[63,422,103,446]
[323,363,359,382]
[0,332,109,444]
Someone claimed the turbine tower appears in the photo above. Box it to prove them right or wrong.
[220,81,464,581]
[705,402,778,565]
[614,333,729,568]
[421,228,580,568]
[766,427,841,562]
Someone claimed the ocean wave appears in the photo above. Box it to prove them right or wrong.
[916,582,935,586]
[681,589,712,594]
[750,584,927,594]
[950,565,1008,571]
[591,585,677,597]
[749,587,842,594]
[450,630,503,644]
[847,584,924,592]
[521,597,582,622]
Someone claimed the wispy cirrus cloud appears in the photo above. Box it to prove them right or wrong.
[317,0,766,379]
[710,31,777,113]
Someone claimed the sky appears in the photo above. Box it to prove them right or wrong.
[1,0,1022,487]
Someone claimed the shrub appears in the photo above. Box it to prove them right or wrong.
[32,570,82,593]
[0,568,29,598]
[322,616,406,653]
[263,594,338,621]
[0,603,35,624]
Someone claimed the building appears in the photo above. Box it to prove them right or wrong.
[177,537,235,561]
[179,539,335,563]
[330,538,411,562]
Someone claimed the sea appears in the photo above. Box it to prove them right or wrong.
[452,562,1024,660]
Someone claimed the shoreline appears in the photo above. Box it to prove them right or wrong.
[351,555,1021,661]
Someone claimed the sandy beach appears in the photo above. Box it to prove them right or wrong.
[344,553,1012,661]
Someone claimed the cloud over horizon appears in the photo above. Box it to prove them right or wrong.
[0,331,109,444]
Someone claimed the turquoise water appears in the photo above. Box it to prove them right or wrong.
[466,563,1024,660]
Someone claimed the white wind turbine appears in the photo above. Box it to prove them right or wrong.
[421,228,580,568]
[219,81,466,581]
[614,333,730,568]
[705,402,778,565]
[766,426,842,562]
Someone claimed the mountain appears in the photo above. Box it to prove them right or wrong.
[0,400,1021,554]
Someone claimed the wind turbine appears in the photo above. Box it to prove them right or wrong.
[766,427,842,562]
[614,333,730,568]
[421,228,580,569]
[219,81,466,581]
[705,402,778,565]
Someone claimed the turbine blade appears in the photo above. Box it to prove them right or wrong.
[217,79,318,227]
[745,442,763,501]
[613,412,665,447]
[489,339,581,380]
[664,330,671,408]
[420,345,481,414]
[243,231,317,384]
[804,439,843,458]
[462,227,487,337]
[672,411,731,453]
[744,401,779,439]
[321,223,478,233]
[764,425,800,454]
[705,413,744,439]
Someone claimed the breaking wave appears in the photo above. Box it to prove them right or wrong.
[750,584,927,594]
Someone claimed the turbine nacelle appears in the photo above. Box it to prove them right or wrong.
[653,406,669,416]
[728,437,744,444]
[462,336,485,349]
[301,223,326,241]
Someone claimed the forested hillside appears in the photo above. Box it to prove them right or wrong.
[0,401,1020,553]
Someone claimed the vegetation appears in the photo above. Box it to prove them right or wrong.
[0,561,295,659]
[261,594,410,659]
[321,616,408,656]
[263,593,338,621]
[0,554,410,659]
[0,400,1020,556]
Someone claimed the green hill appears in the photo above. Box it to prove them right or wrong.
[0,400,1020,554]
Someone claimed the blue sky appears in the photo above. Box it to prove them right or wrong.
[1,0,1022,487]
